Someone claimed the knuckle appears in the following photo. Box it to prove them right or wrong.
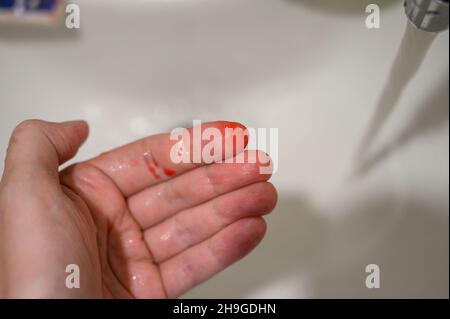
[204,165,222,197]
[173,214,192,245]
[7,120,46,161]
[12,119,44,138]
[14,119,42,131]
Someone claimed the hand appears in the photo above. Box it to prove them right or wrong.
[0,120,277,298]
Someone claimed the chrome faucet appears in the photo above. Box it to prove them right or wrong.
[404,0,449,32]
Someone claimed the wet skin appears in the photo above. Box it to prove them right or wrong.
[0,120,277,298]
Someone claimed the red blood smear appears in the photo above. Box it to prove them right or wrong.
[222,121,249,148]
[163,168,176,177]
[243,133,249,147]
[148,166,161,180]
[144,152,161,180]
[223,121,245,131]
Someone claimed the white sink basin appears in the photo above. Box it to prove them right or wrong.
[0,0,448,298]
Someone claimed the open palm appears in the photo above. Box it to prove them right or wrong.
[0,120,277,298]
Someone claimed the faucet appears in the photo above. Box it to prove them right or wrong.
[404,0,449,32]
[356,0,448,167]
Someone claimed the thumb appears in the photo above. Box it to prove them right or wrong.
[4,119,89,180]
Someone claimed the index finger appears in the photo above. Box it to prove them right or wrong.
[86,121,249,197]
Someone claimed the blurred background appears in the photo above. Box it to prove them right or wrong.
[0,0,448,298]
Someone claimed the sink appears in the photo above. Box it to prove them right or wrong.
[0,0,448,298]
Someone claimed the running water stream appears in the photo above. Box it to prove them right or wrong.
[357,21,437,160]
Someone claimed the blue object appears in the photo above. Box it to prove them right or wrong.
[0,0,57,11]
[0,0,15,9]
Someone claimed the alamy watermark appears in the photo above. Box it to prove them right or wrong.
[169,120,278,175]
[65,264,80,289]
[65,3,80,29]
[365,264,380,289]
[366,4,381,29]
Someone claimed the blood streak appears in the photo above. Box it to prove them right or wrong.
[243,133,249,147]
[223,121,249,147]
[151,156,176,177]
[143,151,176,180]
[148,166,161,180]
[163,168,176,177]
[143,152,161,180]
